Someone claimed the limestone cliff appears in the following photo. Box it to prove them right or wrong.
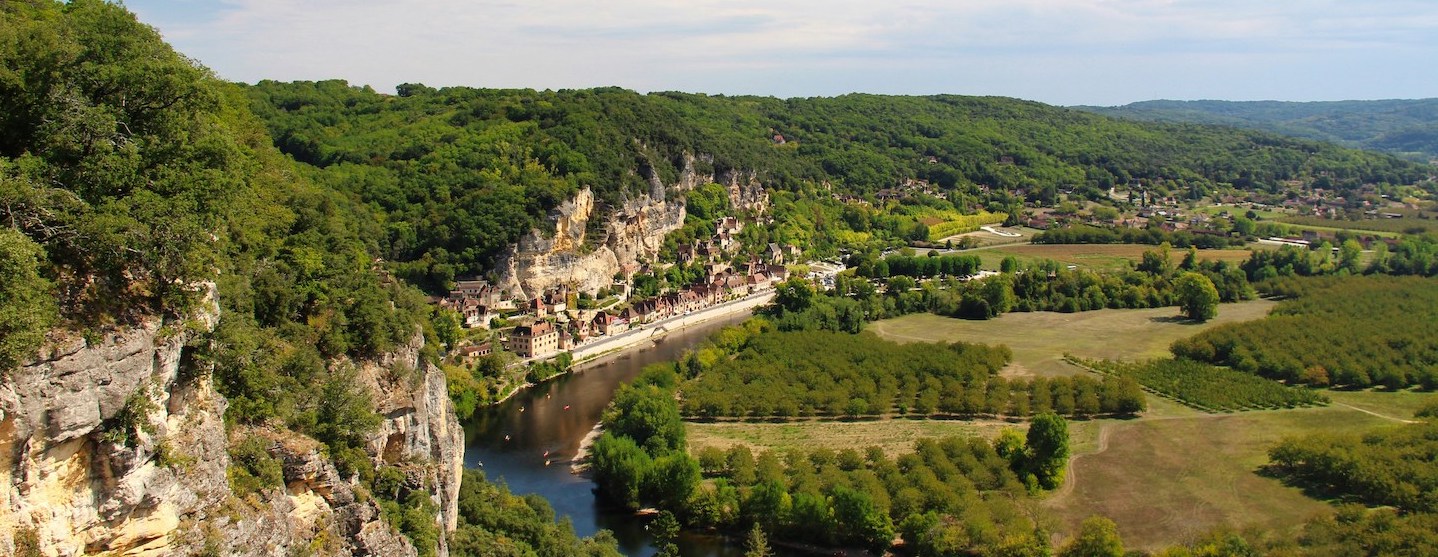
[493,154,770,299]
[0,291,463,557]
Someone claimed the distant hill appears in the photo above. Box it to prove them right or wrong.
[246,84,1430,288]
[1076,99,1438,161]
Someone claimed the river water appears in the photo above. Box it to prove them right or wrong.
[464,313,789,557]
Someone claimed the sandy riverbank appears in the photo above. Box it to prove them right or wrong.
[570,422,604,474]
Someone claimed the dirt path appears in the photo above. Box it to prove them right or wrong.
[1333,402,1420,424]
[1049,421,1116,502]
[1047,400,1413,507]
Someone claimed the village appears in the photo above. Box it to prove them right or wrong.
[437,215,799,366]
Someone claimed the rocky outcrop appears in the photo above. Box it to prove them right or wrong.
[0,290,464,557]
[197,429,419,557]
[354,334,464,539]
[0,293,226,556]
[494,153,771,299]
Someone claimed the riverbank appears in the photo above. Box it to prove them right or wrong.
[571,290,774,370]
[486,290,774,408]
[570,422,603,474]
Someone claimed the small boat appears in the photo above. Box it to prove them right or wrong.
[504,434,510,441]
[563,405,571,410]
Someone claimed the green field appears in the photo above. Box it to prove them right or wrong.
[1282,214,1436,236]
[1046,395,1431,551]
[866,300,1278,377]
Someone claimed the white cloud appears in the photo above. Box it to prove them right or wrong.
[129,0,1438,104]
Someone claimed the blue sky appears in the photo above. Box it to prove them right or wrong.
[125,0,1438,106]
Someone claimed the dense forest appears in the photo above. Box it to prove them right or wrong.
[1079,98,1438,160]
[0,2,615,554]
[244,81,1431,289]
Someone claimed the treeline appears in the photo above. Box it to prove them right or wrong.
[245,79,1430,290]
[451,470,620,556]
[766,245,1252,332]
[1033,224,1246,249]
[1241,236,1438,282]
[1077,357,1328,412]
[855,253,983,279]
[687,427,1069,554]
[592,366,1078,554]
[1172,275,1438,389]
[679,328,1145,419]
[1268,404,1438,513]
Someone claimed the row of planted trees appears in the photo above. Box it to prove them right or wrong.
[589,362,1076,555]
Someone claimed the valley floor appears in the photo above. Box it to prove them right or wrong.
[694,302,1431,550]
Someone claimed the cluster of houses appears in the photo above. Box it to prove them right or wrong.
[439,216,804,363]
[465,260,790,361]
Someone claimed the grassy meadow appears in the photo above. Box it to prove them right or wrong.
[865,300,1278,377]
[1046,392,1433,551]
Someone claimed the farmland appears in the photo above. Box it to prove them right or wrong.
[1046,393,1433,551]
[866,299,1277,377]
[1076,357,1329,412]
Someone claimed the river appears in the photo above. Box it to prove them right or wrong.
[463,312,791,557]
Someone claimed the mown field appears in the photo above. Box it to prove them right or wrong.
[972,243,1253,272]
[1046,390,1434,551]
[866,300,1277,377]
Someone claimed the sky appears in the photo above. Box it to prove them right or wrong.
[125,0,1438,106]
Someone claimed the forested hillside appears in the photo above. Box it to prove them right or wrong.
[0,2,614,555]
[1078,99,1438,160]
[246,82,1430,288]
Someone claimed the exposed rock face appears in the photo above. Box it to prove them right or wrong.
[354,333,464,538]
[0,292,225,556]
[0,290,463,557]
[494,154,770,299]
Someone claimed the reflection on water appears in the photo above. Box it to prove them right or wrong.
[465,313,782,557]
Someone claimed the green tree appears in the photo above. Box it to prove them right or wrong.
[774,278,814,312]
[603,383,685,454]
[644,453,701,509]
[831,486,895,553]
[589,433,651,509]
[744,522,771,557]
[650,511,680,557]
[0,229,56,371]
[1231,216,1256,237]
[1060,516,1125,557]
[1174,272,1220,322]
[1339,239,1363,273]
[1025,412,1070,489]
